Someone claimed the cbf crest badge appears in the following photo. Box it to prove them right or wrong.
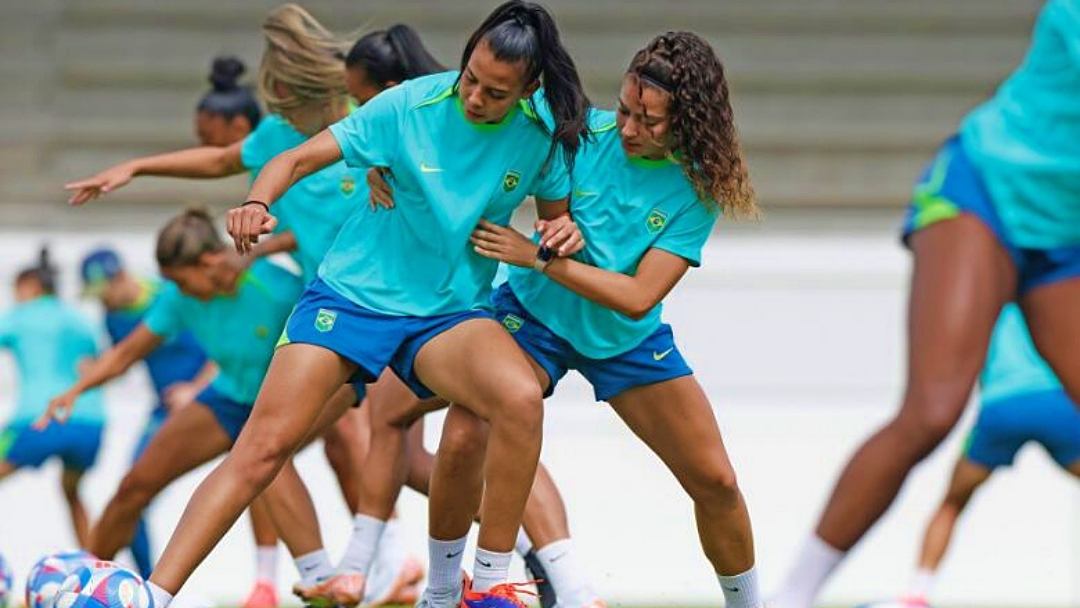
[503,169,521,193]
[502,313,524,333]
[646,208,669,234]
[315,308,337,333]
[340,176,356,196]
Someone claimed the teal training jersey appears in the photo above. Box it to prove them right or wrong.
[960,0,1080,249]
[322,71,570,316]
[980,304,1062,405]
[0,296,105,425]
[510,109,718,359]
[242,113,367,281]
[143,260,303,404]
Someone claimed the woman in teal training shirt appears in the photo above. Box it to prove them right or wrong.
[145,3,591,607]
[772,2,1080,606]
[0,251,105,548]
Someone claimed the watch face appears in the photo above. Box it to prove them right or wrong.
[537,246,555,262]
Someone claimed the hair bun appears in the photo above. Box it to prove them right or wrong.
[209,56,247,92]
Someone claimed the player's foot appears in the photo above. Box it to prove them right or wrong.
[241,581,279,608]
[293,572,366,608]
[366,556,425,606]
[414,578,463,608]
[460,580,536,608]
[900,595,930,608]
[522,551,556,608]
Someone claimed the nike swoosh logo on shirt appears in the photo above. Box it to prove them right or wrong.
[653,347,674,361]
[420,162,443,173]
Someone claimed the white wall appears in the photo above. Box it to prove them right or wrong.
[0,225,1077,607]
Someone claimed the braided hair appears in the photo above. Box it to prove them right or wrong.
[628,32,758,218]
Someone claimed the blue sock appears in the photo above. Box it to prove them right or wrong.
[130,517,154,578]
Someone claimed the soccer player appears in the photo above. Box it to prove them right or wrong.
[41,209,342,592]
[145,3,591,607]
[392,31,763,608]
[80,247,212,580]
[771,3,1080,606]
[0,250,104,548]
[902,304,1080,606]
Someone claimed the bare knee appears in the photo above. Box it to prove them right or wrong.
[233,434,296,490]
[439,415,489,468]
[893,384,969,459]
[113,470,159,512]
[489,383,544,435]
[682,459,742,509]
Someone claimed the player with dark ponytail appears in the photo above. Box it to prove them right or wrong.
[345,24,444,104]
[195,56,262,146]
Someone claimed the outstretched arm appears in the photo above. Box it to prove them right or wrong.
[38,325,164,426]
[65,141,246,205]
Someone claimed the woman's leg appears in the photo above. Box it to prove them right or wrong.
[414,318,544,592]
[1021,277,1080,402]
[148,344,354,595]
[773,216,1017,608]
[89,402,233,560]
[60,468,91,547]
[609,375,758,607]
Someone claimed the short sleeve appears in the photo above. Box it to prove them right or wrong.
[241,115,299,173]
[1046,0,1080,66]
[328,85,406,170]
[532,152,571,202]
[652,201,719,267]
[143,282,185,341]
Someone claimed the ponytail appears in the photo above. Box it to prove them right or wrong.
[15,246,58,294]
[346,24,445,86]
[156,206,226,268]
[197,56,262,129]
[461,1,590,169]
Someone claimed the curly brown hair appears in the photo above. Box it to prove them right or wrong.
[628,32,758,219]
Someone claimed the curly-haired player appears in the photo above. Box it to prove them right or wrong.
[441,30,762,607]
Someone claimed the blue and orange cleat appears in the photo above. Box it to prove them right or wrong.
[460,579,537,608]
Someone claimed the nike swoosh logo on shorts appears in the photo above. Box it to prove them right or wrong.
[653,347,674,361]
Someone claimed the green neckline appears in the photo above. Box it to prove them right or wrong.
[454,94,518,131]
[628,153,677,169]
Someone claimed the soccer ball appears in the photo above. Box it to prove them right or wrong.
[26,551,96,608]
[54,563,152,608]
[0,553,13,608]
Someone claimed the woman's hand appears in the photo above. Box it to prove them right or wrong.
[536,212,584,256]
[64,163,136,205]
[226,203,279,254]
[470,219,540,267]
[36,390,80,428]
[367,168,395,210]
[163,381,201,411]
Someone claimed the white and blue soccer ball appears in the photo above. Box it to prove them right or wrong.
[0,552,13,608]
[26,551,96,608]
[54,563,152,608]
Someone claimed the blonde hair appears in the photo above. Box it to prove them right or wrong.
[258,4,353,114]
[156,207,225,268]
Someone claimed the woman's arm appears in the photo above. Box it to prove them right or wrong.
[227,130,343,253]
[65,141,246,205]
[37,325,164,426]
[471,220,689,320]
[162,360,219,411]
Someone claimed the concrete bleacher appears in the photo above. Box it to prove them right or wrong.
[0,0,1044,228]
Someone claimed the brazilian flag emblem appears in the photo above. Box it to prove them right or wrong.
[255,325,269,339]
[646,208,669,234]
[503,169,521,193]
[502,313,524,333]
[315,308,338,333]
[340,176,356,196]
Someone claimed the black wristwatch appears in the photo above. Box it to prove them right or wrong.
[532,246,554,273]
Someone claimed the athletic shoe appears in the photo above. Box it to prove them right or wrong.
[901,595,930,608]
[415,579,464,608]
[366,556,425,606]
[522,551,556,608]
[460,580,536,608]
[241,581,279,608]
[574,601,608,608]
[293,572,366,608]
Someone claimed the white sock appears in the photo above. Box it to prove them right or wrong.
[472,548,512,592]
[147,582,174,608]
[339,513,388,575]
[718,566,763,608]
[771,535,845,608]
[294,549,335,584]
[514,529,533,557]
[428,536,468,593]
[255,545,278,584]
[365,518,410,602]
[535,539,597,607]
[908,568,936,600]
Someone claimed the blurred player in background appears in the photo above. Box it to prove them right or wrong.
[80,247,212,581]
[772,2,1080,606]
[0,249,104,547]
[902,304,1080,607]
